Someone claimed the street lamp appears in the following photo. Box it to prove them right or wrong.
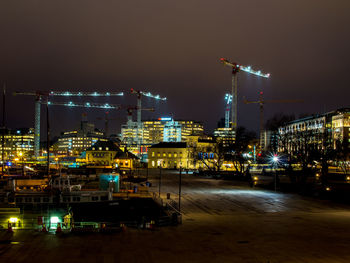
[158,165,162,198]
[19,152,24,176]
[55,157,61,177]
[179,166,182,213]
[271,154,279,192]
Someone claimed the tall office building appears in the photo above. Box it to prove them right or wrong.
[55,121,106,156]
[213,127,235,147]
[121,117,204,146]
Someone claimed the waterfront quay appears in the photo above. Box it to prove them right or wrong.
[1,171,350,262]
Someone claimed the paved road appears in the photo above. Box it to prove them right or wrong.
[1,170,350,263]
[148,170,349,215]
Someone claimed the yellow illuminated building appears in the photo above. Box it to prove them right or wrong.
[148,136,219,170]
[332,112,350,146]
[121,118,204,146]
[278,108,350,153]
[0,128,34,161]
[86,140,138,169]
[213,128,235,147]
[148,142,190,169]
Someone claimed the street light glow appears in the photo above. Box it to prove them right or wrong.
[9,217,18,223]
[50,216,60,224]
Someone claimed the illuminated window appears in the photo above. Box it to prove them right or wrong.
[152,152,155,157]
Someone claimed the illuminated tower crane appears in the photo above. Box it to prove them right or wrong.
[130,89,166,155]
[224,93,233,128]
[49,101,154,146]
[47,101,153,143]
[220,58,270,134]
[244,91,302,150]
[13,91,124,157]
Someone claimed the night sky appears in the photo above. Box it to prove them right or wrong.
[1,1,350,138]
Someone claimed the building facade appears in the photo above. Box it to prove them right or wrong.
[55,121,106,156]
[147,142,190,169]
[277,108,350,154]
[86,140,138,169]
[0,128,34,161]
[147,136,218,170]
[121,117,204,146]
[213,127,235,147]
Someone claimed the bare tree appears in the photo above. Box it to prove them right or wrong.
[193,142,226,172]
[230,127,256,175]
[334,140,350,176]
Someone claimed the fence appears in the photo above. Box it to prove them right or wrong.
[151,192,182,225]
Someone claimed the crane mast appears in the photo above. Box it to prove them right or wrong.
[130,89,166,158]
[220,58,270,137]
[244,92,302,151]
[224,93,232,128]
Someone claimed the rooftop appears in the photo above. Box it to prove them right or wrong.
[150,142,187,149]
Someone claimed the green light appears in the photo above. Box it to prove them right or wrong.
[50,216,60,224]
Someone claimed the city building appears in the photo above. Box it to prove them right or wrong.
[0,128,34,161]
[213,127,235,147]
[86,140,138,169]
[147,142,189,169]
[277,108,350,154]
[260,130,279,152]
[54,121,106,156]
[121,117,204,146]
[120,117,204,160]
[148,136,218,170]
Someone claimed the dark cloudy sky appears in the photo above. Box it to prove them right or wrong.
[1,0,350,138]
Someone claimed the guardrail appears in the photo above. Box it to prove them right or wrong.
[151,192,182,225]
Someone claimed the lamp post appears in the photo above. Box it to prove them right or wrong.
[19,152,24,176]
[272,155,279,192]
[158,165,161,198]
[55,157,61,177]
[179,167,182,213]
